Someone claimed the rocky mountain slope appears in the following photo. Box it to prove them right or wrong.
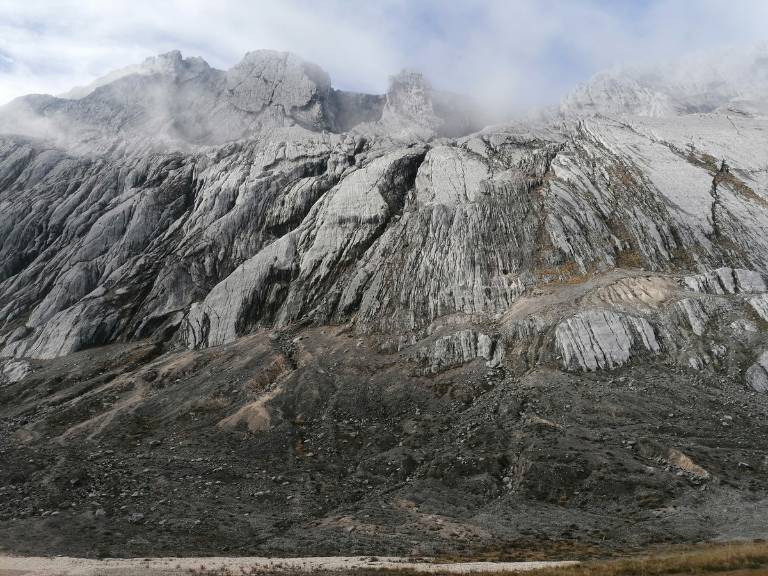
[1,49,768,558]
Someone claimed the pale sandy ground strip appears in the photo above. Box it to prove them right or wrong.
[0,555,578,575]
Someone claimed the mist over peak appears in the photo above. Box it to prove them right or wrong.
[0,48,486,150]
[60,50,213,100]
[561,46,768,118]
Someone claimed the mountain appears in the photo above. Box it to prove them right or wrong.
[0,50,478,149]
[561,47,768,117]
[1,49,768,558]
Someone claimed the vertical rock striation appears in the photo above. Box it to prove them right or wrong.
[0,49,768,386]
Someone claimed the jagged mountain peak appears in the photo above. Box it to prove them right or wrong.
[561,47,768,118]
[386,70,434,116]
[60,50,213,100]
[225,49,332,129]
[560,71,676,117]
[136,49,212,79]
[0,49,482,149]
[236,49,332,87]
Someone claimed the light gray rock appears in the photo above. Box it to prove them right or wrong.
[684,268,767,295]
[561,72,677,118]
[0,51,478,149]
[0,359,30,384]
[2,49,768,377]
[675,298,710,337]
[225,50,331,129]
[746,352,768,392]
[182,234,297,348]
[5,299,120,360]
[749,293,768,322]
[561,50,768,118]
[181,147,426,347]
[730,319,759,334]
[61,50,212,100]
[413,329,504,374]
[555,309,661,371]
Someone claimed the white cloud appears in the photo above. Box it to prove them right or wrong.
[0,0,766,108]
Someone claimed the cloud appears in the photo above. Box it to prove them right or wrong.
[0,0,766,109]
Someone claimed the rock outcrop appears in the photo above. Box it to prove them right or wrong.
[182,147,426,348]
[0,358,29,384]
[746,351,768,392]
[413,329,504,374]
[555,309,661,371]
[684,268,768,295]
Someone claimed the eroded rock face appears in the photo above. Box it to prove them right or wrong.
[181,147,426,348]
[413,329,504,374]
[0,51,478,149]
[746,352,768,392]
[749,294,768,323]
[1,49,768,388]
[60,50,213,100]
[561,72,678,118]
[555,309,661,371]
[225,50,332,128]
[182,234,298,349]
[0,358,29,384]
[684,268,768,295]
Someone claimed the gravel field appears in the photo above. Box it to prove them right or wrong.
[0,555,577,575]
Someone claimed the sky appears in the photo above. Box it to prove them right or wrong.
[0,0,767,108]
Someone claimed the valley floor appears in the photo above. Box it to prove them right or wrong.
[3,541,768,575]
[0,555,574,575]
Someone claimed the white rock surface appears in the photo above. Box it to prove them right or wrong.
[0,359,29,383]
[1,48,768,377]
[684,268,768,295]
[746,351,768,392]
[749,293,768,323]
[225,50,331,128]
[555,309,661,371]
[414,329,504,374]
[182,234,298,348]
[675,298,710,336]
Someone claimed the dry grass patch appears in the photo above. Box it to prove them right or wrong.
[511,541,768,576]
[535,261,594,286]
[184,541,768,575]
[614,249,644,269]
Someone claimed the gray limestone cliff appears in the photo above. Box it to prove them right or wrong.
[2,49,768,390]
